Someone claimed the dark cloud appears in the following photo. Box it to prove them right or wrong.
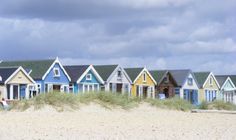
[0,0,236,74]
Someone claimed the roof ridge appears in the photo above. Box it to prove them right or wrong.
[64,65,90,67]
[169,69,191,71]
[0,66,20,69]
[1,59,55,63]
[194,71,211,73]
[124,67,144,69]
[94,64,118,66]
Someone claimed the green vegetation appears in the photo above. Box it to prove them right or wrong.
[199,100,236,111]
[77,92,140,109]
[145,97,193,111]
[7,92,140,111]
[7,92,236,112]
[198,101,208,110]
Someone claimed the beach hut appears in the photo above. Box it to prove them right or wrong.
[64,65,104,93]
[0,67,36,100]
[149,70,178,98]
[94,65,132,94]
[170,70,199,105]
[125,68,156,98]
[216,75,236,104]
[194,72,220,103]
[0,58,71,94]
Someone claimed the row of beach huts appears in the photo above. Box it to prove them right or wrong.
[0,57,235,105]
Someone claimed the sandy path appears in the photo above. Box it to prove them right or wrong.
[0,103,236,140]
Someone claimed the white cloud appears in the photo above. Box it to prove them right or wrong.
[171,38,236,54]
[198,61,236,75]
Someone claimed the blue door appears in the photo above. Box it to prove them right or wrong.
[20,85,26,99]
[191,90,198,105]
[184,89,198,105]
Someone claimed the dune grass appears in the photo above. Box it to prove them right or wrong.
[78,92,140,109]
[11,92,236,112]
[199,100,236,111]
[8,92,141,111]
[145,97,193,111]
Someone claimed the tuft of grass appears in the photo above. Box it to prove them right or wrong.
[78,92,140,109]
[198,101,208,110]
[9,100,31,111]
[145,97,193,111]
[206,100,236,111]
[9,91,140,111]
[33,92,79,111]
[198,100,236,111]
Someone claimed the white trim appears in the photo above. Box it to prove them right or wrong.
[53,67,60,77]
[221,77,236,90]
[77,65,104,84]
[86,73,92,81]
[133,68,157,85]
[81,83,99,92]
[4,66,36,84]
[107,65,132,84]
[143,73,147,82]
[181,71,200,88]
[187,77,193,86]
[157,71,169,85]
[202,72,220,89]
[42,58,71,81]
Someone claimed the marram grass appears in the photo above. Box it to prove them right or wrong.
[199,100,236,111]
[145,97,193,111]
[7,91,140,111]
[6,92,236,112]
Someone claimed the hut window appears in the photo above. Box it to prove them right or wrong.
[187,78,193,85]
[86,74,92,81]
[53,68,60,77]
[117,70,122,78]
[143,73,146,82]
[209,77,213,86]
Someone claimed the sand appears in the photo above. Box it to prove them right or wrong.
[0,103,236,140]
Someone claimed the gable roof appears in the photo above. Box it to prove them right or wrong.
[229,75,236,86]
[93,65,118,81]
[64,65,90,83]
[149,70,168,84]
[0,59,55,80]
[215,75,228,87]
[125,67,156,84]
[124,68,144,82]
[150,70,178,86]
[0,67,18,84]
[0,66,35,85]
[169,69,194,87]
[194,72,211,88]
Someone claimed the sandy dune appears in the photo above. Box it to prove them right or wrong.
[0,103,236,140]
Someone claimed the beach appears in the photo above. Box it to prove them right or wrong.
[0,103,236,140]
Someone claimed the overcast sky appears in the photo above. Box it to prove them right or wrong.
[0,0,235,74]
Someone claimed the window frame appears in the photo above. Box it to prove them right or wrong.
[143,73,147,82]
[53,68,60,77]
[86,74,92,81]
[117,70,122,78]
[209,77,213,86]
[187,78,193,85]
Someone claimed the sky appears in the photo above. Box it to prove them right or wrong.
[0,0,236,74]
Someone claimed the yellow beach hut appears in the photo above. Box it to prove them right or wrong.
[124,68,157,98]
[0,66,36,101]
[194,72,220,103]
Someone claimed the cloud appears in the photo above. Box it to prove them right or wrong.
[0,1,235,74]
